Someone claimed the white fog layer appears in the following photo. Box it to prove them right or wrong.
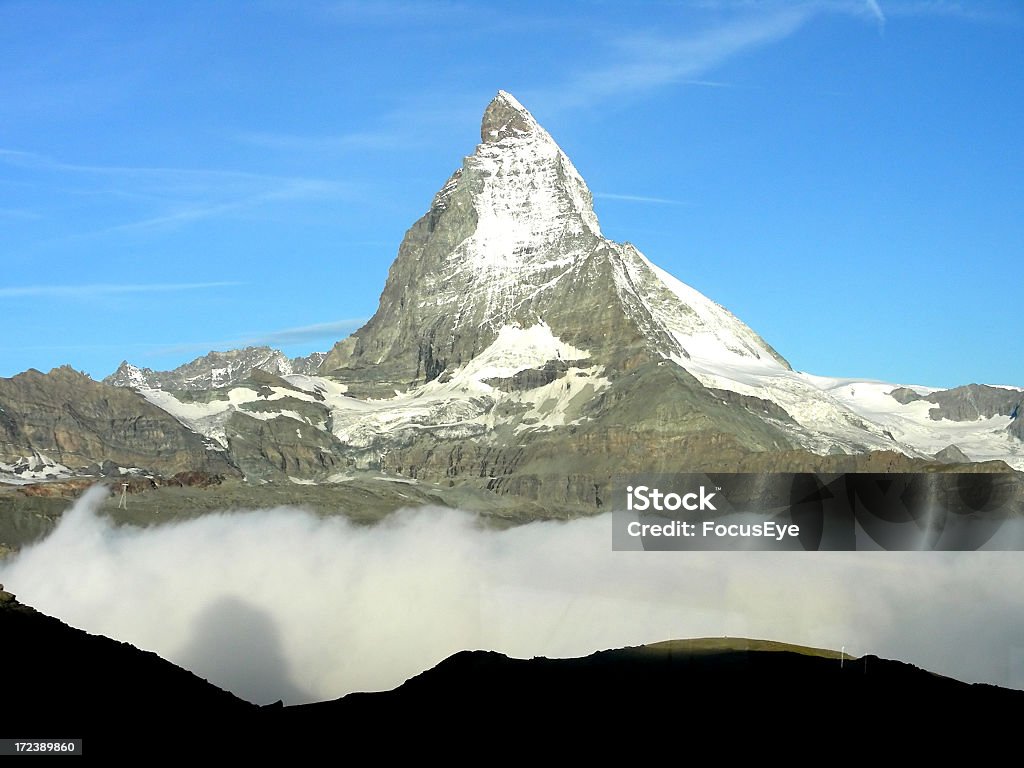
[2,485,1023,705]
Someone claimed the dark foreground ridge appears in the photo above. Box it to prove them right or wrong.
[3,591,1022,759]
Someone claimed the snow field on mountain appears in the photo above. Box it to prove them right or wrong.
[283,324,610,450]
[139,384,330,447]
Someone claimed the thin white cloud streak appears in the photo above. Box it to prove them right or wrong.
[679,78,738,88]
[595,193,691,206]
[0,207,41,219]
[0,282,242,299]
[94,180,342,235]
[245,319,366,347]
[3,487,1023,706]
[239,130,412,153]
[149,318,367,357]
[866,0,887,27]
[0,148,354,234]
[538,0,1011,111]
[0,318,360,368]
[549,9,812,109]
[691,0,1010,24]
[0,148,339,189]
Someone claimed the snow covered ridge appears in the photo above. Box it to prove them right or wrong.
[139,382,333,448]
[320,322,610,449]
[133,324,610,466]
[666,357,1023,470]
[610,243,791,369]
[0,453,74,485]
[137,322,1022,472]
[104,346,326,392]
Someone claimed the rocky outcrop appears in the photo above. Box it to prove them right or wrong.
[293,351,327,375]
[225,412,349,481]
[888,386,923,405]
[935,444,972,464]
[0,366,238,477]
[888,383,1022,422]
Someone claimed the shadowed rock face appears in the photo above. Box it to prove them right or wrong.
[225,410,349,482]
[0,366,238,477]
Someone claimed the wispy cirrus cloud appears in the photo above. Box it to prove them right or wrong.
[94,178,343,235]
[238,130,412,153]
[0,148,354,234]
[238,319,366,347]
[690,0,1006,25]
[865,0,887,28]
[538,8,813,109]
[149,318,366,358]
[0,148,332,186]
[528,0,1007,111]
[595,192,690,206]
[0,282,242,299]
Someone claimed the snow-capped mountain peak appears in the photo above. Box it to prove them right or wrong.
[322,91,785,385]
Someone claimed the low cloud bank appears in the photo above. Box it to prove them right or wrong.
[2,485,1023,704]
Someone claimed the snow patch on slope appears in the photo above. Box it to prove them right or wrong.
[139,385,328,447]
[610,243,788,370]
[289,324,609,458]
[458,323,589,381]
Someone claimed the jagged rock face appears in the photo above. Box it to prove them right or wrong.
[889,383,1023,440]
[225,412,349,482]
[323,91,787,391]
[0,367,238,476]
[292,351,326,375]
[889,384,1023,422]
[106,346,320,391]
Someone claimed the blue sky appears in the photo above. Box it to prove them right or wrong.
[1,0,1021,388]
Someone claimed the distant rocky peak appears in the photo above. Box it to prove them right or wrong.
[103,346,327,392]
[107,361,152,389]
[481,90,538,143]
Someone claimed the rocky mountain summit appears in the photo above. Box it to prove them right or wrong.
[105,346,324,391]
[2,91,1022,510]
[322,90,788,393]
